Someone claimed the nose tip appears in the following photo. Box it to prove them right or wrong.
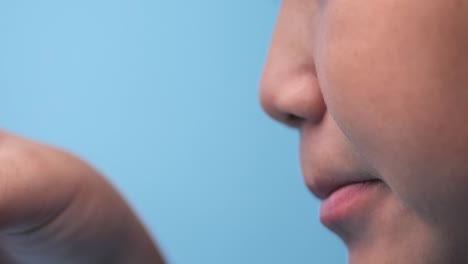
[259,66,326,128]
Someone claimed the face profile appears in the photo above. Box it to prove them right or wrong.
[3,1,468,263]
[260,0,468,263]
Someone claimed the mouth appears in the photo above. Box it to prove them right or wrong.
[319,179,385,227]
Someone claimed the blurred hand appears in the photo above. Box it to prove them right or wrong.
[0,131,164,264]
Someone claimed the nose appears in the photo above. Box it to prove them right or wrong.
[259,63,326,128]
[259,1,325,128]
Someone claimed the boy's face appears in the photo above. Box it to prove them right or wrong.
[260,0,468,263]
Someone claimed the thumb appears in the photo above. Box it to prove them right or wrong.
[0,131,83,236]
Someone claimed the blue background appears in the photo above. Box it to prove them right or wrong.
[0,1,345,263]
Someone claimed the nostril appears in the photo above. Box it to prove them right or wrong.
[284,113,303,128]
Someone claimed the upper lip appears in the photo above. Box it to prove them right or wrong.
[306,173,381,200]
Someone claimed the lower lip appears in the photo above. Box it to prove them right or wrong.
[319,180,383,226]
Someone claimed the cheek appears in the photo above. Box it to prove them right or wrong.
[316,0,468,225]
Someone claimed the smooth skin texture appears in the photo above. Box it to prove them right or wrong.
[260,0,468,263]
[0,131,164,263]
[3,0,468,263]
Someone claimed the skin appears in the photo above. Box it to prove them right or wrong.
[260,0,468,263]
[0,131,165,264]
[2,0,468,263]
